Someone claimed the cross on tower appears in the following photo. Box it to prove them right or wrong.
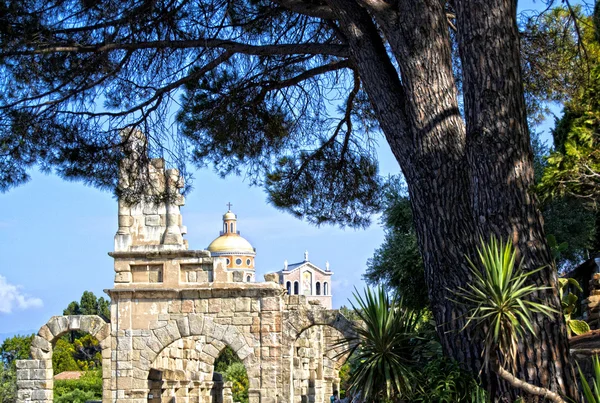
[226,202,233,211]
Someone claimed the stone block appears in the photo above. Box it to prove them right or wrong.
[261,297,280,311]
[168,300,182,314]
[235,298,251,312]
[116,335,132,351]
[31,336,51,353]
[264,273,279,283]
[189,314,204,335]
[32,389,53,400]
[147,337,163,354]
[145,215,161,226]
[237,345,254,361]
[176,317,190,337]
[16,360,39,370]
[153,327,172,348]
[94,323,110,342]
[119,215,134,227]
[164,321,180,342]
[31,369,52,380]
[16,369,29,381]
[115,271,132,283]
[232,316,253,326]
[30,347,50,360]
[208,299,221,313]
[37,325,53,342]
[181,300,194,313]
[212,323,227,341]
[47,316,69,338]
[203,343,220,358]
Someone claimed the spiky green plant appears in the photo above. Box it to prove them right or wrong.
[454,236,557,371]
[578,355,600,403]
[343,286,427,402]
[453,237,569,403]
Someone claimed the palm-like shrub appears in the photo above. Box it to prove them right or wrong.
[454,236,565,403]
[344,286,427,402]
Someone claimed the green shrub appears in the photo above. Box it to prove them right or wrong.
[224,362,249,403]
[54,389,99,403]
[54,370,102,401]
[412,357,487,403]
[0,364,16,403]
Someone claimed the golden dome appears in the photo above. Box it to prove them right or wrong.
[207,234,255,254]
[223,211,236,220]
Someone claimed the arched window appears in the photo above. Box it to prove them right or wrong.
[230,223,234,233]
[224,223,227,233]
[294,281,299,295]
[286,281,291,295]
[316,282,321,295]
[247,275,251,282]
[324,282,329,296]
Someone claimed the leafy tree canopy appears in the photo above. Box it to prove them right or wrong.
[538,3,600,206]
[520,5,600,126]
[364,179,427,310]
[0,335,33,369]
[63,291,110,321]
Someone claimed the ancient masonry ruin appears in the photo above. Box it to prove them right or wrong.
[16,134,356,403]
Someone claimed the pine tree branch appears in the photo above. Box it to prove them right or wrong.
[271,0,336,19]
[3,39,349,58]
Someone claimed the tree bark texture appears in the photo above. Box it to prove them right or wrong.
[327,0,575,400]
[455,0,576,399]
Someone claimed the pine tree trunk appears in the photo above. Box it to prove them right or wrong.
[329,0,484,376]
[455,0,576,399]
[327,0,575,399]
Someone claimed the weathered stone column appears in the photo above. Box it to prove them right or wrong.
[16,359,52,403]
[162,168,185,246]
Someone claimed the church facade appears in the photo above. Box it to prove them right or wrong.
[15,139,354,403]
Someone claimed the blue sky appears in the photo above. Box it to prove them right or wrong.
[0,144,401,335]
[0,0,567,336]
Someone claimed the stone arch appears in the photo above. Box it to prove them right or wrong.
[283,310,356,403]
[143,315,259,401]
[20,315,110,403]
[284,309,356,344]
[145,316,256,367]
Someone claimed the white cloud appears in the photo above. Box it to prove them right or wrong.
[0,275,43,314]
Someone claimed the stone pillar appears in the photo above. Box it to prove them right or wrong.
[162,168,185,246]
[16,359,52,403]
[223,381,234,403]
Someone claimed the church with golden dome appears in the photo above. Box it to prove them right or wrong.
[207,205,256,283]
[206,204,333,308]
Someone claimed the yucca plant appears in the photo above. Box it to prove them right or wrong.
[342,286,428,402]
[453,236,566,403]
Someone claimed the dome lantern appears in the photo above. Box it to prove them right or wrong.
[207,205,256,275]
